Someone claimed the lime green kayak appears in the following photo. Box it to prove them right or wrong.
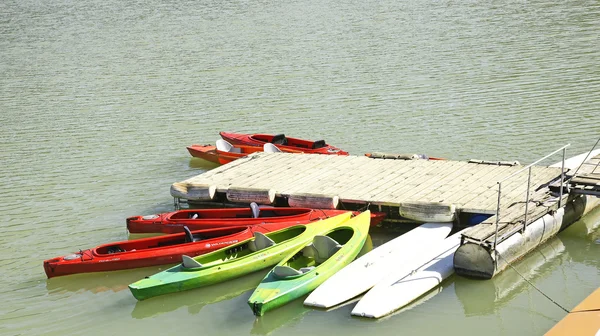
[128,212,352,300]
[248,211,371,316]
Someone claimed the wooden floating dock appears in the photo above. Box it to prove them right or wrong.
[174,149,600,279]
[172,152,564,222]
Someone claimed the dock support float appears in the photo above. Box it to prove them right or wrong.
[454,194,600,279]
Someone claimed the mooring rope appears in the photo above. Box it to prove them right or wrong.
[496,251,569,313]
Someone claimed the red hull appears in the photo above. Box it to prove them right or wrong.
[219,131,349,155]
[126,208,352,234]
[43,223,296,278]
[369,211,386,226]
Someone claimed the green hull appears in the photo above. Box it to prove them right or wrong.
[129,213,352,300]
[248,211,371,316]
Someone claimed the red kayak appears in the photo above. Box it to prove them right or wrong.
[219,131,349,155]
[126,207,354,234]
[187,141,301,165]
[43,223,297,278]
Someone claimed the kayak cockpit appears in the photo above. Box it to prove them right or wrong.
[180,226,307,270]
[94,226,250,256]
[273,228,354,279]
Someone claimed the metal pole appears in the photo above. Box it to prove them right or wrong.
[493,182,502,257]
[570,138,598,178]
[523,167,532,232]
[497,144,570,184]
[559,147,566,208]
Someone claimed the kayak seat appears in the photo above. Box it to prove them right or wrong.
[273,265,302,278]
[182,255,203,268]
[183,226,203,243]
[271,134,287,146]
[299,266,315,273]
[248,232,275,252]
[312,140,326,149]
[216,139,241,153]
[250,202,260,218]
[273,265,316,279]
[263,143,282,153]
[302,235,342,264]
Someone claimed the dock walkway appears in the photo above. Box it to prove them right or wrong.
[172,152,564,222]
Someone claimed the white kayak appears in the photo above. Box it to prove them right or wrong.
[303,222,453,309]
[351,229,464,318]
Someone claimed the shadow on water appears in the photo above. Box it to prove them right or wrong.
[131,269,270,319]
[454,205,600,317]
[188,157,220,170]
[250,294,312,336]
[558,205,600,268]
[454,234,568,316]
[560,204,600,239]
[45,265,169,295]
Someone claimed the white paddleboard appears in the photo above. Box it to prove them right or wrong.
[351,229,464,318]
[303,222,452,309]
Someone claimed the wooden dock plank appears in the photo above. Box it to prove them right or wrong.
[337,161,415,200]
[395,161,475,203]
[281,155,363,194]
[445,164,518,203]
[243,154,336,192]
[454,165,558,212]
[214,154,291,189]
[476,167,562,211]
[183,154,252,184]
[381,160,464,201]
[427,164,511,212]
[367,160,446,201]
[313,156,382,196]
[350,160,425,200]
[201,153,294,189]
[328,160,398,196]
[235,153,336,191]
[344,160,431,201]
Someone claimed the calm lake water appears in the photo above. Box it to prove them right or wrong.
[1,0,599,335]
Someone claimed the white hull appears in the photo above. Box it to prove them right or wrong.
[351,230,463,318]
[303,222,452,309]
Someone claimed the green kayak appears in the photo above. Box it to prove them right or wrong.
[248,210,371,316]
[128,212,352,300]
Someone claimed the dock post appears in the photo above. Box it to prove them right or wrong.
[522,167,532,232]
[559,147,566,208]
[493,182,502,263]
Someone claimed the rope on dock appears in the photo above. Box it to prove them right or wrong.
[496,250,569,313]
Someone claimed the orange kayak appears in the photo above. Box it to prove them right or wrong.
[187,140,302,165]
